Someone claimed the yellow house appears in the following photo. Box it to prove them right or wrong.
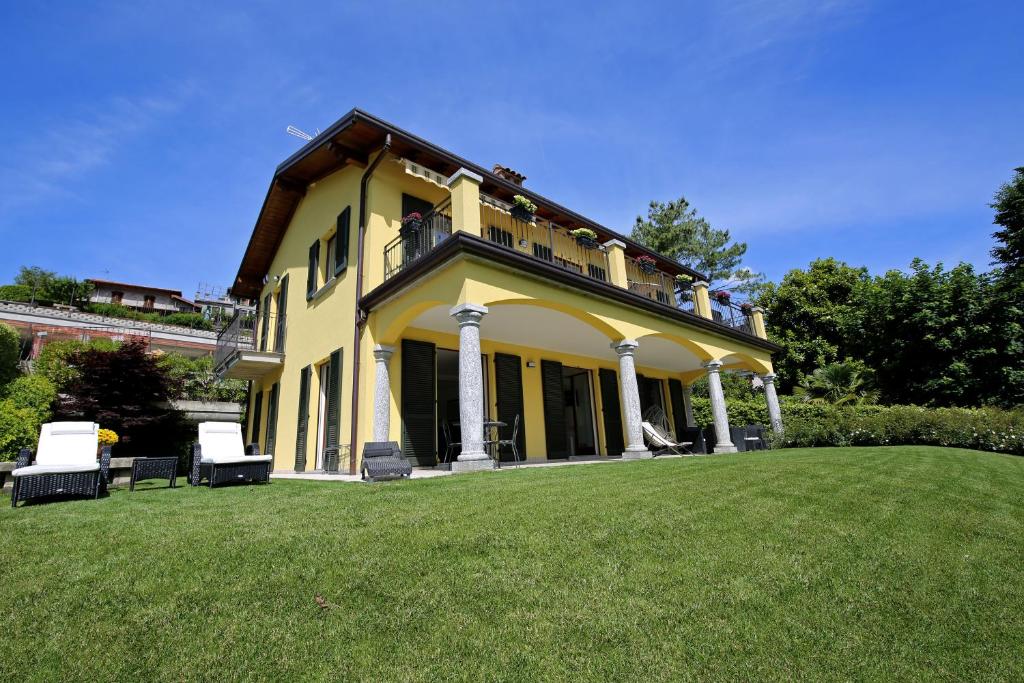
[217,109,783,474]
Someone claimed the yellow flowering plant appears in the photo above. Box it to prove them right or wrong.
[97,428,119,446]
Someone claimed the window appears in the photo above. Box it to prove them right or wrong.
[324,234,337,284]
[488,225,514,249]
[143,295,155,309]
[111,291,123,305]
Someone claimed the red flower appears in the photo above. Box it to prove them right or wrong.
[402,212,422,224]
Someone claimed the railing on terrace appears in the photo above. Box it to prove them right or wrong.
[383,198,453,280]
[625,256,677,307]
[214,309,284,369]
[478,194,611,283]
[709,296,755,335]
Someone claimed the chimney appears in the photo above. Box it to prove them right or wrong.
[492,164,526,186]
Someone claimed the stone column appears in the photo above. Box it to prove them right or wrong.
[705,360,737,452]
[450,303,493,471]
[371,345,395,442]
[681,383,696,427]
[613,340,653,459]
[762,373,784,434]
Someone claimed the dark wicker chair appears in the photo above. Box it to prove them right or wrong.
[361,441,412,481]
[680,427,707,454]
[745,424,769,451]
[190,422,272,487]
[11,422,111,508]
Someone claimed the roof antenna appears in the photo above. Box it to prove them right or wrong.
[286,125,320,142]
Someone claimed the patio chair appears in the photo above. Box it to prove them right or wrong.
[361,441,412,482]
[641,421,692,456]
[496,414,521,467]
[441,421,461,464]
[190,421,272,487]
[730,426,748,452]
[745,424,768,451]
[11,422,110,508]
[680,426,707,454]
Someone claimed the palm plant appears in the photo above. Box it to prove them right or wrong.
[795,361,878,405]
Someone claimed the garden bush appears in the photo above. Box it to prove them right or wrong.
[689,395,1021,456]
[0,284,33,302]
[156,352,247,403]
[0,322,19,387]
[83,303,213,330]
[0,399,40,461]
[35,338,117,391]
[2,374,56,421]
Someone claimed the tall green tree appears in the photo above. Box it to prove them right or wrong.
[631,196,761,291]
[13,266,92,305]
[755,258,870,390]
[991,167,1024,272]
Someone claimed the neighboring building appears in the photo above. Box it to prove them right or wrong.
[87,278,200,315]
[217,109,783,475]
[193,283,254,328]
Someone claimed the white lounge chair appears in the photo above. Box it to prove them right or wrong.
[190,421,272,487]
[641,421,694,456]
[11,422,110,507]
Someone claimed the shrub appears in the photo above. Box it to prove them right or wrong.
[0,399,39,461]
[83,303,212,330]
[0,322,19,388]
[161,313,213,330]
[2,374,55,421]
[0,284,32,302]
[35,338,117,392]
[772,404,1024,456]
[156,352,247,403]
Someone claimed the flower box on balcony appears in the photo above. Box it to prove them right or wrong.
[510,195,537,223]
[570,228,599,250]
[400,212,423,237]
[740,302,754,315]
[636,255,658,274]
[712,290,732,304]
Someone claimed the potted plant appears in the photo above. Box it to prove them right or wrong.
[571,227,599,249]
[712,290,732,305]
[636,255,658,274]
[510,195,537,222]
[740,302,754,315]
[675,273,694,287]
[400,212,423,237]
[98,428,119,457]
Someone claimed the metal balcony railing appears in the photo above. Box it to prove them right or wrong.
[214,309,283,369]
[383,199,453,280]
[626,256,677,307]
[709,296,755,335]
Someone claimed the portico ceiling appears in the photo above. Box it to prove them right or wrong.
[405,303,705,373]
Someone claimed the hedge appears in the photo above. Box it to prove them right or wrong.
[0,399,40,461]
[2,374,56,422]
[688,396,1022,456]
[83,303,213,330]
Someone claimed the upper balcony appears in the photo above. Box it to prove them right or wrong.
[380,187,766,342]
[214,309,285,379]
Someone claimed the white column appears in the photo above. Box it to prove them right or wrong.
[613,340,653,459]
[450,303,494,472]
[681,383,696,427]
[762,373,783,434]
[371,345,394,442]
[705,360,737,453]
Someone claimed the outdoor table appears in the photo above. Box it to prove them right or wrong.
[453,420,506,460]
[130,457,179,491]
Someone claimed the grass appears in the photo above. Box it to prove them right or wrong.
[2,446,1023,681]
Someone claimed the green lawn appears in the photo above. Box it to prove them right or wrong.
[2,447,1023,681]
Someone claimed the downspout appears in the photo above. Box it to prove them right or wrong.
[348,134,392,474]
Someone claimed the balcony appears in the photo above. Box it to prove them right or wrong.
[380,192,762,340]
[214,309,285,379]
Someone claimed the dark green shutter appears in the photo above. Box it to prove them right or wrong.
[260,294,271,351]
[401,339,436,466]
[668,379,687,440]
[274,275,288,353]
[494,353,526,461]
[541,360,568,459]
[598,368,624,456]
[637,375,664,416]
[265,382,280,460]
[250,390,263,445]
[294,365,311,471]
[335,206,351,276]
[307,240,320,299]
[325,348,342,454]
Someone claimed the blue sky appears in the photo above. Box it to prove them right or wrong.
[1,1,1022,295]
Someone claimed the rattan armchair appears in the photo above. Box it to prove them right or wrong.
[190,422,272,487]
[11,422,110,508]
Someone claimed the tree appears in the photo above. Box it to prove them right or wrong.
[794,361,877,405]
[632,196,762,291]
[755,258,871,390]
[13,266,92,305]
[156,352,248,403]
[54,339,188,456]
[0,322,20,388]
[991,167,1024,273]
